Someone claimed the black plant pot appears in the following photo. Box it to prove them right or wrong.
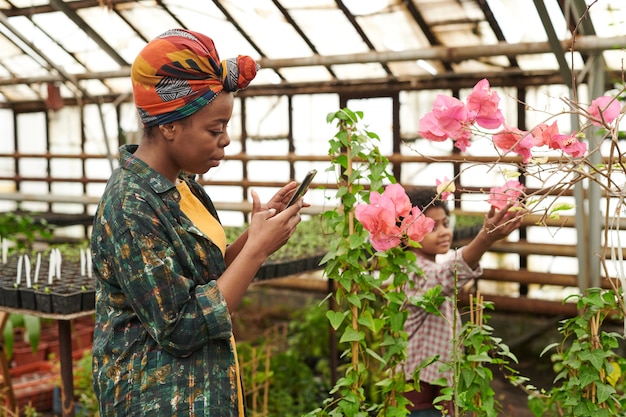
[34,290,52,313]
[0,287,4,307]
[256,263,277,280]
[2,285,21,308]
[19,287,37,311]
[255,264,265,279]
[81,290,96,311]
[275,260,298,278]
[307,254,326,270]
[51,289,83,314]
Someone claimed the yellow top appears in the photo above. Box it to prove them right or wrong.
[176,181,226,255]
[176,180,244,416]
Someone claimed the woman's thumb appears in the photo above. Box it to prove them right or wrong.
[251,189,276,219]
[251,189,261,212]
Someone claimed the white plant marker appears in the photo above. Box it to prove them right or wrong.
[34,252,41,284]
[24,254,31,288]
[80,248,86,276]
[55,248,62,281]
[16,254,23,286]
[48,250,56,285]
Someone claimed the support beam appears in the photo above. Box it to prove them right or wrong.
[255,35,626,69]
[0,35,624,87]
[49,0,128,67]
[533,0,573,87]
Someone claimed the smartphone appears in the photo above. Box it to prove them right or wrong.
[286,169,317,208]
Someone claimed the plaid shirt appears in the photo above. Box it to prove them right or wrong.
[91,145,240,416]
[404,248,482,385]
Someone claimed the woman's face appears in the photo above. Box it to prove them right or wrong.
[168,92,234,175]
[416,206,453,261]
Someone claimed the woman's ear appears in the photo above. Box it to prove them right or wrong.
[158,123,176,140]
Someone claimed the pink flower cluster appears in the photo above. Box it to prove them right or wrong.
[493,121,587,163]
[419,79,504,152]
[355,184,435,252]
[589,96,622,127]
[487,180,524,210]
[419,78,622,163]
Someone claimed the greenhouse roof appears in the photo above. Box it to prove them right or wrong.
[0,0,625,109]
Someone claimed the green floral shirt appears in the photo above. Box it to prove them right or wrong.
[91,144,239,416]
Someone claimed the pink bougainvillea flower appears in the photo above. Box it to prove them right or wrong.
[492,124,523,150]
[432,95,470,139]
[370,226,403,252]
[436,177,455,201]
[488,180,524,210]
[401,207,435,244]
[549,132,587,158]
[355,203,396,235]
[355,183,413,251]
[465,78,505,129]
[452,130,472,152]
[357,188,397,232]
[355,203,400,252]
[530,121,560,147]
[419,94,470,143]
[418,111,449,142]
[379,183,412,218]
[588,96,621,127]
[492,124,534,163]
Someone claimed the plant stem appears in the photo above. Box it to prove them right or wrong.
[345,128,360,393]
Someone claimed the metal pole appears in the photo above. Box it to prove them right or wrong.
[58,319,75,417]
[586,55,605,289]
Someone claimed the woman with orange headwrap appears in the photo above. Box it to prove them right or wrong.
[91,29,304,416]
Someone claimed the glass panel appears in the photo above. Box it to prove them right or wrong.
[17,113,46,153]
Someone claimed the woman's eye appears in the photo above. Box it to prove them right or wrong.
[210,124,228,135]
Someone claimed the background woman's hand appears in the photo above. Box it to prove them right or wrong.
[462,202,526,269]
[482,202,525,241]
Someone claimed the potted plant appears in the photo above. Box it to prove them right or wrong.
[2,313,44,366]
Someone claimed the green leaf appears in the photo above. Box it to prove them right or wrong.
[460,368,476,387]
[540,342,559,357]
[23,314,41,352]
[339,327,364,343]
[548,202,575,214]
[2,319,14,358]
[578,370,598,387]
[365,347,385,364]
[357,312,384,333]
[596,382,615,403]
[466,352,493,363]
[326,310,345,330]
[580,349,610,371]
[345,293,362,308]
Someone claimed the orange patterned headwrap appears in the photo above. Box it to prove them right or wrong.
[131,29,258,127]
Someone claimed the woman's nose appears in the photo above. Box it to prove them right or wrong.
[220,132,231,147]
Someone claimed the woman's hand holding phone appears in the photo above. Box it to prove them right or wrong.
[286,169,317,208]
